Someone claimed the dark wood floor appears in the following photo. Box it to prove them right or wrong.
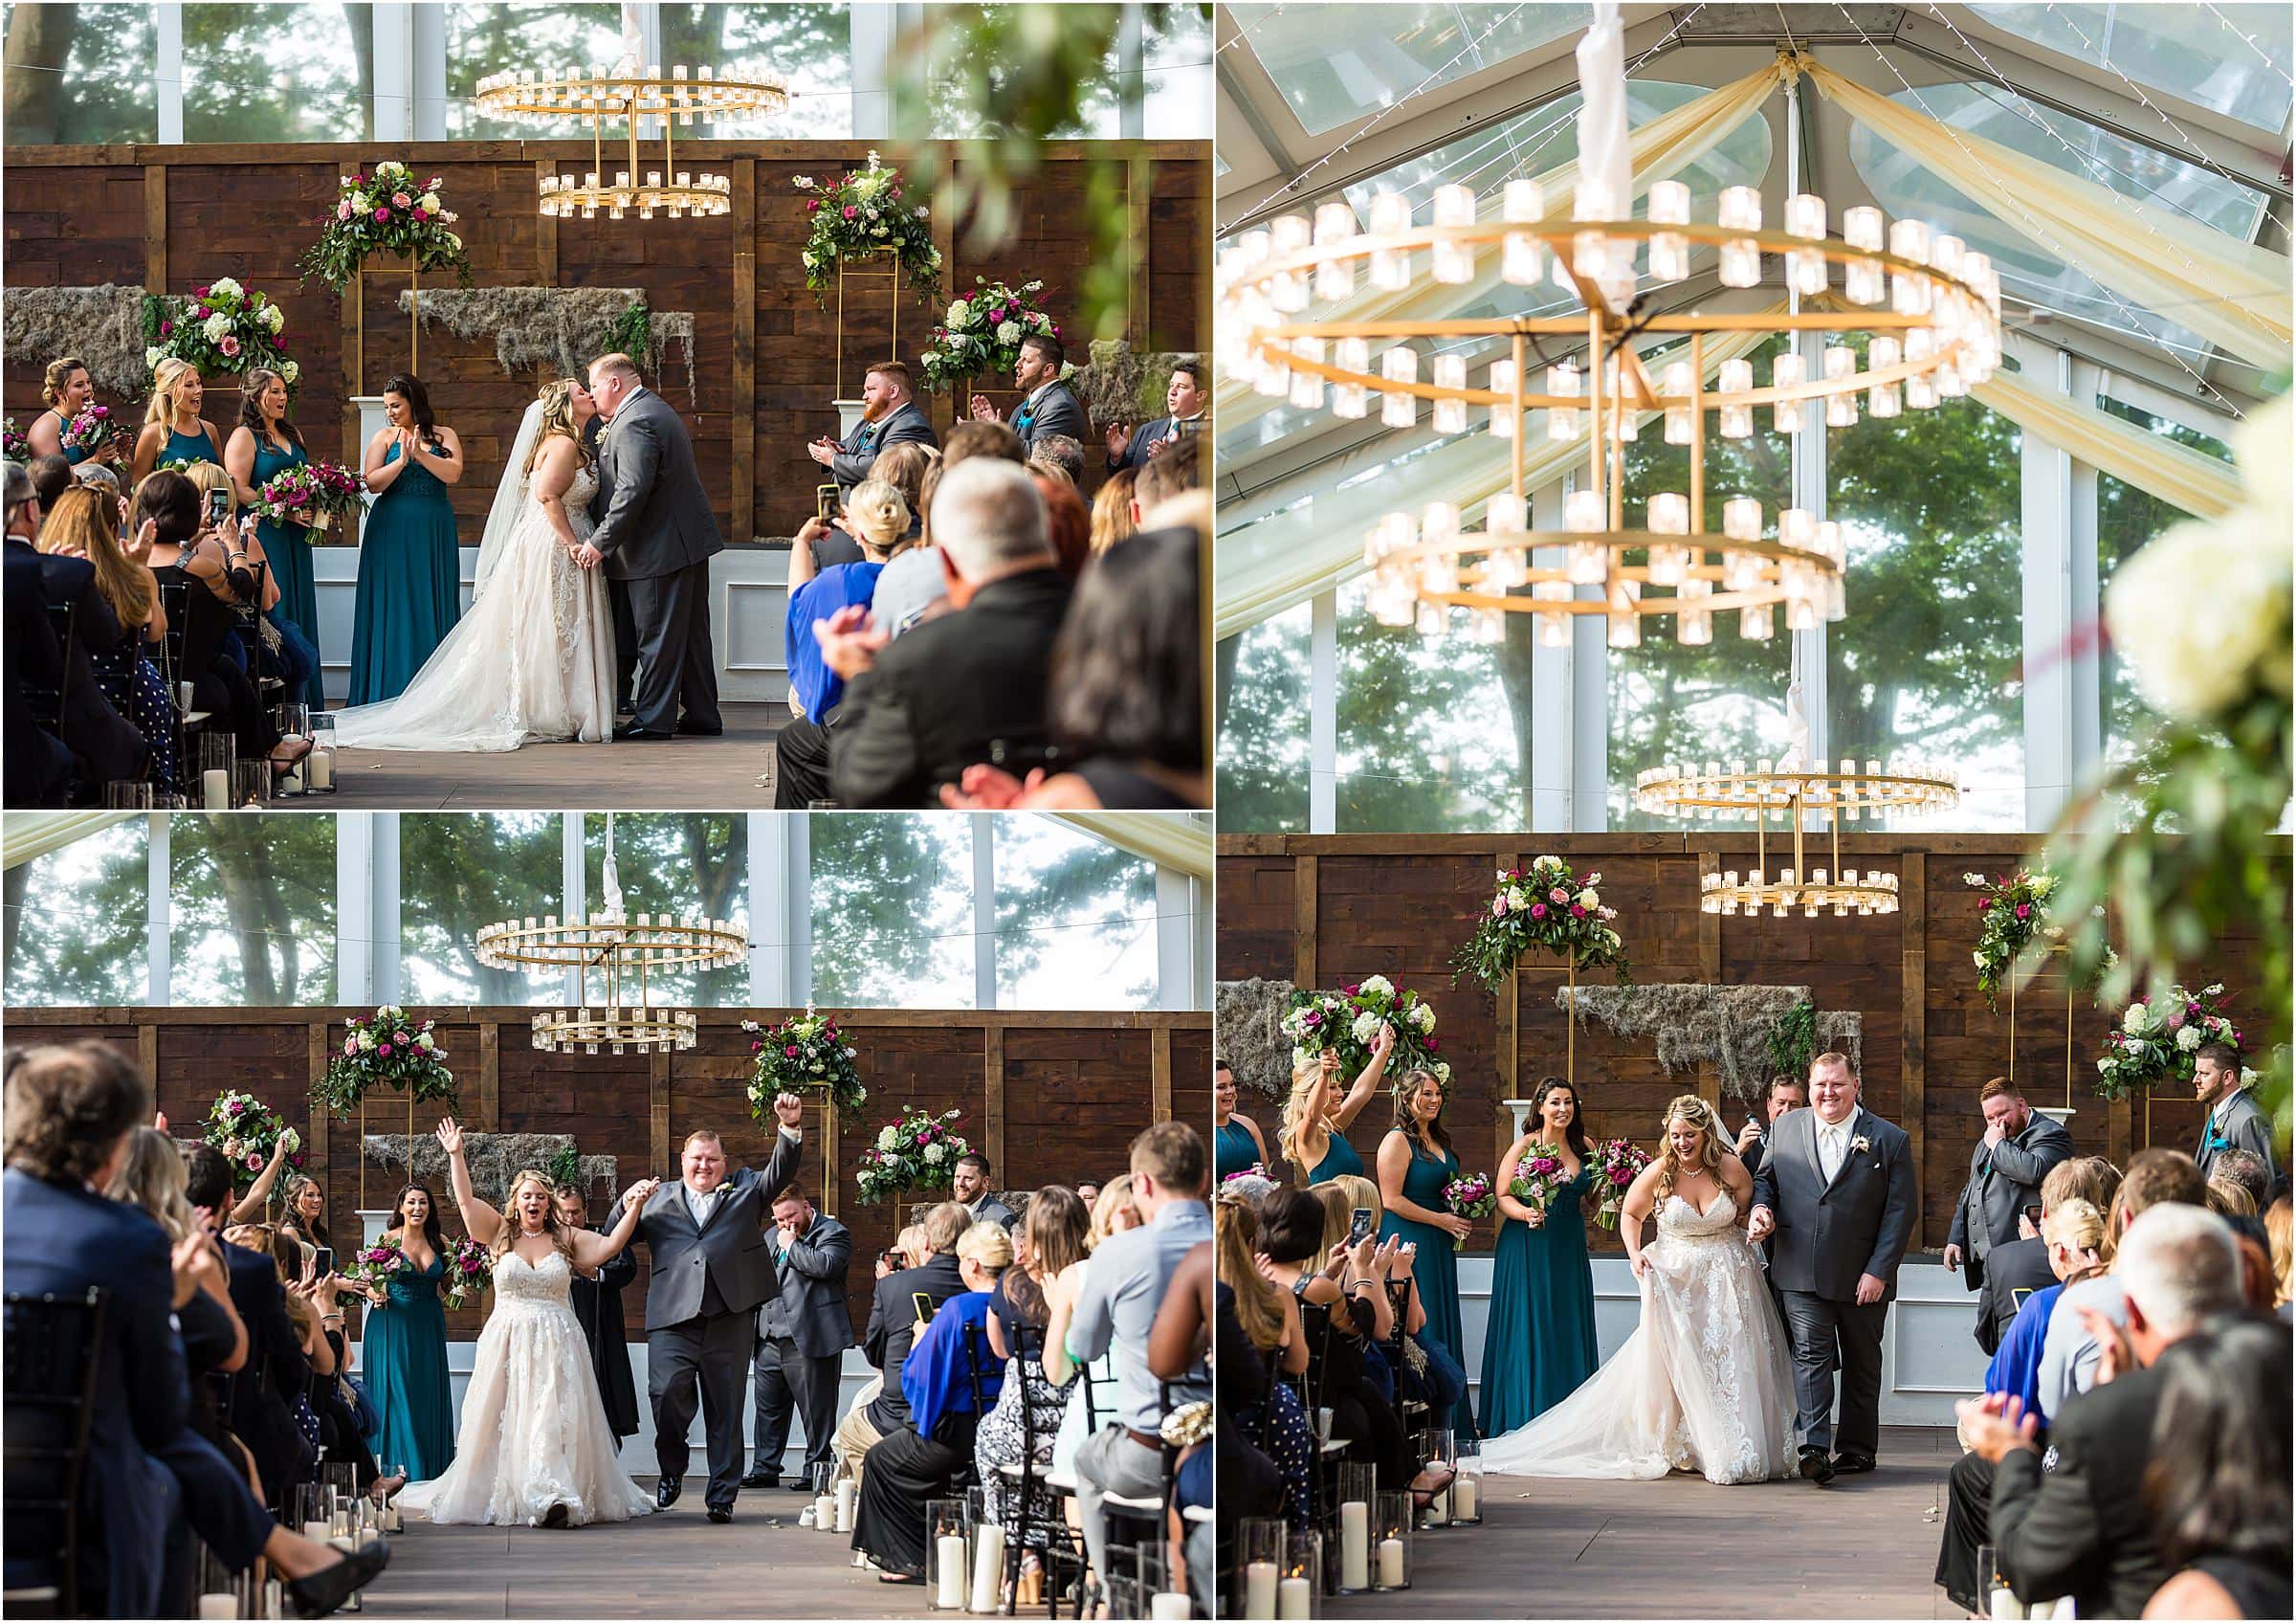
[359,1477,931,1619]
[322,703,784,810]
[1325,1427,1962,1621]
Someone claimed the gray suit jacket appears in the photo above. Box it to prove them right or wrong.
[760,1213,855,1359]
[1013,380,1088,456]
[2197,1087,2276,1183]
[636,1130,804,1331]
[1946,1111,2075,1284]
[829,400,937,500]
[581,416,610,525]
[1752,1105,1918,1302]
[968,1197,1019,1232]
[589,386,724,580]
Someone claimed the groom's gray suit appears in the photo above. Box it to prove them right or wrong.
[1751,1103,1916,1460]
[588,385,724,736]
[636,1128,804,1514]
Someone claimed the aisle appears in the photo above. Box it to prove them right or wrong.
[360,1478,924,1620]
[326,703,785,809]
[1327,1426,1960,1621]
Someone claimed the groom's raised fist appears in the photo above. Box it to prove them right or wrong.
[773,1092,806,1130]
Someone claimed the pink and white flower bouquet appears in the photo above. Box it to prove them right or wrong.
[200,1090,304,1193]
[1590,1138,1652,1231]
[298,159,470,292]
[440,1236,494,1310]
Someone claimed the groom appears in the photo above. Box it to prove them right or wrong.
[579,353,723,741]
[630,1092,806,1523]
[1747,1052,1916,1484]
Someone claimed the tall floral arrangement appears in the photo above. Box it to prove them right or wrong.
[741,1008,866,1121]
[2094,983,2247,1102]
[794,152,940,307]
[1280,975,1446,1083]
[142,278,298,388]
[298,161,471,292]
[314,1006,458,1112]
[1452,857,1631,997]
[201,1091,304,1193]
[854,1106,969,1206]
[1966,868,2111,1013]
[918,278,1071,394]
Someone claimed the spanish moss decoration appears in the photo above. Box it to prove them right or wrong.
[1215,976,1298,1102]
[394,287,697,397]
[1556,983,1865,1103]
[363,1132,620,1206]
[1073,340,1199,431]
[2,284,157,397]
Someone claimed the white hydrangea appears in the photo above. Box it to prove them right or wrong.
[203,313,232,344]
[1973,950,1987,969]
[946,299,972,327]
[209,276,243,300]
[877,1126,899,1151]
[1358,974,1394,999]
[1576,889,1599,909]
[996,320,1021,345]
[1350,1011,1382,1044]
[921,350,939,368]
[923,1143,946,1165]
[419,191,441,212]
[262,303,284,333]
[281,360,300,384]
[1413,1003,1436,1034]
[145,345,165,367]
[2176,1024,2202,1052]
[2123,1003,2150,1034]
[350,192,369,212]
[1506,886,1528,912]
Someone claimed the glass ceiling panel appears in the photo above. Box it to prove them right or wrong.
[1971,3,2296,132]
[1848,80,2270,364]
[1229,2,1591,136]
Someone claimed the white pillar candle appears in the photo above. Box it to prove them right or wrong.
[203,768,231,810]
[384,1501,403,1533]
[1277,1576,1312,1619]
[1377,1538,1406,1589]
[1453,1476,1479,1519]
[301,1521,331,1543]
[935,1534,967,1610]
[1150,1593,1191,1620]
[1424,1489,1448,1525]
[198,1595,237,1620]
[969,1523,1005,1612]
[835,1478,857,1533]
[1338,1501,1369,1590]
[1244,1560,1279,1619]
[814,1493,837,1532]
[1988,1589,2020,1621]
[308,749,334,790]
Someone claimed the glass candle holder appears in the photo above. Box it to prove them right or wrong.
[1371,1491,1413,1590]
[1237,1518,1287,1619]
[925,1498,971,1611]
[1452,1437,1486,1524]
[1334,1462,1376,1593]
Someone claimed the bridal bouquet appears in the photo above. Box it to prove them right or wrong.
[440,1236,493,1310]
[854,1106,969,1206]
[1281,976,1447,1083]
[1590,1138,1652,1231]
[1444,1171,1496,1222]
[742,1007,866,1119]
[919,278,1071,394]
[253,460,364,532]
[315,1006,458,1113]
[2095,982,2248,1101]
[142,278,298,385]
[794,152,940,307]
[340,1234,408,1299]
[298,160,470,293]
[1452,857,1631,997]
[1966,868,2112,1013]
[201,1091,304,1192]
[1509,1143,1572,1215]
[58,403,117,457]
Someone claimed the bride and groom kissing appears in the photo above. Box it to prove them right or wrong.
[398,1094,809,1530]
[332,353,720,754]
[1482,1055,1916,1486]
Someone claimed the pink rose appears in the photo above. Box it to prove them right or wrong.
[218,335,240,357]
[1342,984,1359,996]
[338,201,353,221]
[2013,903,2031,920]
[751,1040,764,1054]
[194,284,210,298]
[1492,897,1508,918]
[2167,1011,2185,1030]
[192,306,210,320]
[344,1039,357,1056]
[1530,902,1548,919]
[785,1044,800,1057]
[1425,1036,1440,1053]
[395,1030,410,1045]
[1570,903,1587,919]
[392,191,411,208]
[374,208,390,222]
[1550,886,1570,904]
[160,320,173,335]
[1977,898,1992,912]
[843,205,858,220]
[378,1043,392,1056]
[247,1153,263,1169]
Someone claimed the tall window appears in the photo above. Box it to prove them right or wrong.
[661,2,852,138]
[183,4,372,143]
[400,814,566,1004]
[443,3,626,140]
[993,818,1157,1008]
[1337,572,1522,830]
[1,1,159,145]
[578,812,748,1008]
[0,819,147,1006]
[1142,2,1213,137]
[809,814,976,1008]
[1215,599,1312,832]
[171,814,337,1005]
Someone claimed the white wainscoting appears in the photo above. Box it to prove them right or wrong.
[309,546,792,706]
[1457,1257,1991,1427]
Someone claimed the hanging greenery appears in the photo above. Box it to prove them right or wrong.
[393,287,698,396]
[1072,340,1200,430]
[364,1132,619,1205]
[1765,1000,1818,1084]
[1557,983,1864,1103]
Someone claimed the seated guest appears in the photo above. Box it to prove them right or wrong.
[1978,1195,2106,1424]
[1976,1154,2118,1356]
[1941,1204,2243,1618]
[182,459,320,706]
[1131,434,1203,529]
[809,360,938,507]
[130,357,226,488]
[107,1126,250,1446]
[38,485,177,798]
[3,1043,387,1617]
[1945,1078,2075,1299]
[1032,468,1091,581]
[1089,469,1137,556]
[1048,1122,1213,1598]
[556,1184,641,1453]
[827,459,1071,808]
[776,479,916,809]
[1148,1235,1216,1616]
[942,418,1026,467]
[1029,433,1087,488]
[1076,1178,1103,1212]
[9,461,147,797]
[2209,1173,2268,1253]
[1211,1195,1310,1537]
[2037,1148,2208,1415]
[1088,1176,1140,1248]
[4,462,105,804]
[185,1143,313,1507]
[968,334,1087,457]
[1105,362,1207,473]
[976,1188,1090,1602]
[2267,1198,2292,1318]
[941,527,1203,811]
[852,1221,1013,1582]
[29,451,77,513]
[837,1200,970,1478]
[2209,1147,2272,1250]
[2141,1316,2291,1620]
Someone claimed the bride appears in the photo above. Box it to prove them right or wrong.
[397,1119,661,1527]
[332,379,616,751]
[1480,1095,1797,1486]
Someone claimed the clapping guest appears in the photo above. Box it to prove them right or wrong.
[976,1188,1090,1601]
[9,461,146,796]
[2036,1148,2208,1414]
[184,1145,313,1507]
[556,1185,641,1452]
[27,357,117,467]
[2141,1316,2292,1620]
[108,1127,250,1414]
[1976,1155,2119,1357]
[224,367,324,709]
[349,373,465,705]
[808,361,938,512]
[179,458,316,710]
[3,463,79,806]
[1377,1068,1473,1437]
[1105,362,1206,473]
[777,478,916,809]
[36,485,176,798]
[968,333,1087,456]
[1977,1195,2107,1425]
[130,358,224,487]
[1212,1195,1310,1532]
[744,1188,851,1489]
[1279,1022,1395,1186]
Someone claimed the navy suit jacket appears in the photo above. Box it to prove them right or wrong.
[1106,414,1202,472]
[3,1168,188,1616]
[220,1237,310,1489]
[3,539,76,806]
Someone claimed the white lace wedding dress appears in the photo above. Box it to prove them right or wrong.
[394,1250,654,1527]
[331,462,616,752]
[1479,1190,1798,1485]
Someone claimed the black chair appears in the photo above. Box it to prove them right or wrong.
[995,1323,1090,1618]
[3,1288,110,1618]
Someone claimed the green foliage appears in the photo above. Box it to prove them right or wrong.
[543,1142,584,1191]
[1766,1000,1817,1084]
[602,301,652,368]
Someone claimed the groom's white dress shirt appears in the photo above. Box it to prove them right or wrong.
[1815,1110,1859,1182]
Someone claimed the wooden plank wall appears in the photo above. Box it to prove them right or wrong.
[1216,834,2289,1254]
[7,1006,1210,1338]
[3,140,1207,539]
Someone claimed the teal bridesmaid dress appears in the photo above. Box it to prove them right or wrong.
[347,440,461,706]
[250,435,323,710]
[161,423,218,469]
[1479,1158,1600,1438]
[45,409,89,465]
[1305,1130,1365,1186]
[1215,1118,1263,1181]
[1379,1132,1473,1438]
[363,1248,456,1481]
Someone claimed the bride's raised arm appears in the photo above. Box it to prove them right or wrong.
[568,1178,659,1272]
[527,435,585,553]
[434,1119,505,1246]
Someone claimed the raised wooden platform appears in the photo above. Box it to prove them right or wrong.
[1326,1427,1961,1621]
[321,702,784,810]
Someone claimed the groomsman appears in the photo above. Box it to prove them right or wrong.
[742,1188,852,1490]
[969,333,1087,457]
[556,1184,641,1450]
[951,1153,1017,1229]
[1104,361,1206,472]
[2192,1042,2275,1184]
[808,362,937,508]
[1942,1078,2073,1292]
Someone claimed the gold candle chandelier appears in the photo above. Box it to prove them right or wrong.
[1216,160,2003,648]
[472,56,786,220]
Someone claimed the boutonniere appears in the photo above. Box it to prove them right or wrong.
[1850,1135,1872,1156]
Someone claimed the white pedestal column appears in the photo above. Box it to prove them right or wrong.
[833,399,866,436]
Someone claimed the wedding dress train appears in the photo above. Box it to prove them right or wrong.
[1478,1191,1797,1485]
[331,460,616,752]
[395,1250,654,1526]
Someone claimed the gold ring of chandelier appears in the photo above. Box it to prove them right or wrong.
[475,913,746,1054]
[473,65,787,218]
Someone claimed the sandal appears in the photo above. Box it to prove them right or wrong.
[269,736,313,773]
[1408,1461,1458,1508]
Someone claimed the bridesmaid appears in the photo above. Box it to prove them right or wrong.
[1214,1058,1270,1181]
[1279,1019,1394,1186]
[226,367,324,710]
[348,372,464,705]
[1480,1075,1600,1437]
[1377,1068,1474,1438]
[131,359,225,487]
[26,357,117,467]
[361,1181,456,1481]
